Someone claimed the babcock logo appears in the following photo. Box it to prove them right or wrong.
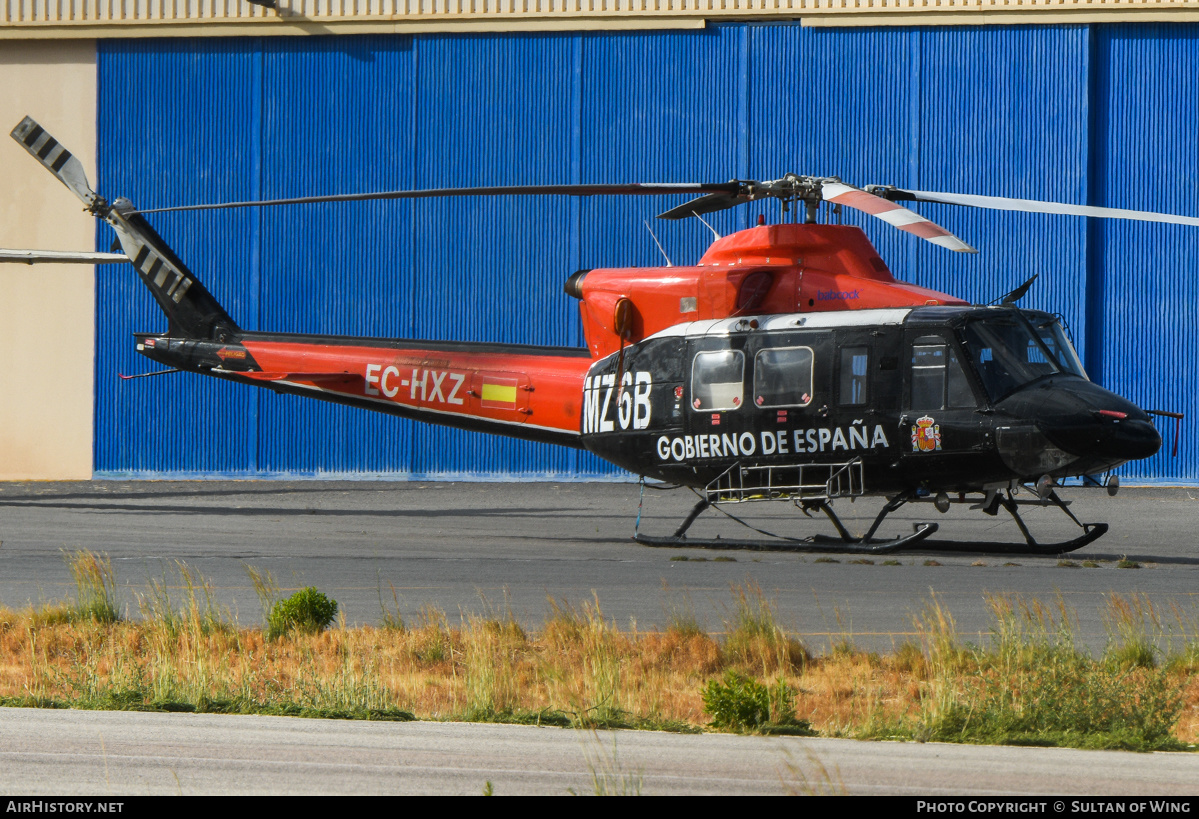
[817,289,861,301]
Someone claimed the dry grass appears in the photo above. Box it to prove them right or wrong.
[0,556,1197,749]
[0,598,723,726]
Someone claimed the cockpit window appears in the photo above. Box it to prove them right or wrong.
[1027,314,1088,380]
[961,315,1062,402]
[692,350,745,411]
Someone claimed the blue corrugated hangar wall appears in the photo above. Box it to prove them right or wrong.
[95,25,1198,482]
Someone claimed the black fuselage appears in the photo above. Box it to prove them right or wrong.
[580,306,1160,494]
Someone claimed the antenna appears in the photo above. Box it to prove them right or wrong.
[642,220,673,267]
[692,210,721,240]
[992,274,1038,306]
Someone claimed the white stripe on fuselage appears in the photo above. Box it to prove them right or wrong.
[643,308,913,342]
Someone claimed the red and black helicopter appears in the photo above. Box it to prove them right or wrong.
[4,116,1191,554]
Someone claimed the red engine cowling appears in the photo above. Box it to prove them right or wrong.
[568,223,964,359]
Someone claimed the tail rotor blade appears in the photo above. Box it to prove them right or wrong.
[821,182,978,254]
[883,188,1199,228]
[10,117,99,210]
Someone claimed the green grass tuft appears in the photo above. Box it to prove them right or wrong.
[1103,594,1163,671]
[377,573,405,631]
[867,592,1189,752]
[138,560,230,637]
[722,581,809,673]
[267,587,339,640]
[661,582,705,638]
[920,660,1184,751]
[701,670,813,735]
[64,551,119,624]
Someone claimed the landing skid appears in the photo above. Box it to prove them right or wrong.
[633,493,938,554]
[632,486,1109,556]
[914,524,1107,555]
[633,525,938,554]
[912,488,1109,555]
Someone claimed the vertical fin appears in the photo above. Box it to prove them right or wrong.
[11,116,239,340]
[107,203,240,340]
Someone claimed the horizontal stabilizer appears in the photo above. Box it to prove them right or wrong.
[0,249,128,265]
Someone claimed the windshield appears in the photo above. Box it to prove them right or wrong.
[1025,312,1088,380]
[960,314,1062,402]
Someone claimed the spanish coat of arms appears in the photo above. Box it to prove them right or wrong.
[911,415,942,452]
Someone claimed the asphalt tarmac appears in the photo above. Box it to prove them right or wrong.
[1,480,1197,653]
[2,708,1198,796]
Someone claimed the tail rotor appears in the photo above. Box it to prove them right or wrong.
[7,117,239,340]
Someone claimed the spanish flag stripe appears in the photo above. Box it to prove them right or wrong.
[481,382,518,405]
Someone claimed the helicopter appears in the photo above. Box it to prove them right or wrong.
[3,115,1191,555]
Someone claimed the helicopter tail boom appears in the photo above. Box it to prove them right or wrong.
[133,332,593,448]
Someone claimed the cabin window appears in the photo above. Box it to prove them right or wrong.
[839,346,869,406]
[752,347,814,408]
[691,350,745,411]
[911,336,975,411]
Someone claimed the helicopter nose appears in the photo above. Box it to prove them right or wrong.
[1049,414,1162,461]
[1038,405,1163,463]
[997,377,1162,465]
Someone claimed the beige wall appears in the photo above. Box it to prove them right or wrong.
[3,0,1199,34]
[0,40,96,479]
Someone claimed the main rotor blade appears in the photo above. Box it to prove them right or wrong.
[10,117,100,210]
[656,192,751,220]
[885,188,1199,227]
[132,182,743,215]
[822,182,978,253]
[0,249,128,264]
